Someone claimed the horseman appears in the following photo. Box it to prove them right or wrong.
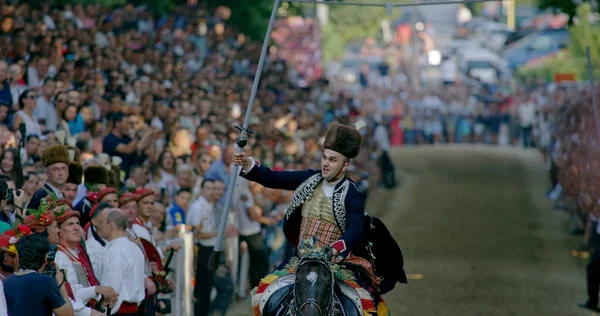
[233,122,406,316]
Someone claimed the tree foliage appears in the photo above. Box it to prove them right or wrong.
[321,0,400,64]
[205,0,276,41]
[517,3,600,81]
[539,0,584,25]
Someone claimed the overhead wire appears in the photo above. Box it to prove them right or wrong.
[282,0,502,8]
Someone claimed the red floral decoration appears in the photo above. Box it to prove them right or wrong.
[16,225,32,237]
[88,192,99,204]
[39,211,53,226]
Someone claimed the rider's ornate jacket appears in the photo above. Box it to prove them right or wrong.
[240,160,364,259]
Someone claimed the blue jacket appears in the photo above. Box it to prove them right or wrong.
[240,162,365,259]
[28,184,60,210]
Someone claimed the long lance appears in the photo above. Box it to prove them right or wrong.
[208,0,282,270]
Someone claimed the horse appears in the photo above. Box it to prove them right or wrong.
[260,244,364,316]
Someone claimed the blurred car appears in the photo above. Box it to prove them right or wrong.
[503,29,537,47]
[503,28,569,71]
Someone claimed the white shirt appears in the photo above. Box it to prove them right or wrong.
[55,248,98,316]
[237,191,260,236]
[100,236,146,313]
[0,282,6,316]
[132,222,164,260]
[187,196,216,246]
[34,95,58,132]
[374,124,391,151]
[85,235,106,276]
[518,102,536,127]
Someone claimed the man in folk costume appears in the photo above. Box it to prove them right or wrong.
[119,192,158,316]
[132,188,180,256]
[15,200,90,315]
[0,234,16,281]
[28,144,71,210]
[233,122,406,315]
[82,187,119,239]
[63,152,84,203]
[85,202,113,280]
[94,208,146,316]
[53,199,119,316]
[132,188,177,297]
[131,188,162,257]
[73,165,110,228]
[0,234,15,313]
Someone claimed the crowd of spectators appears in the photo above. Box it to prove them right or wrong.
[0,1,393,314]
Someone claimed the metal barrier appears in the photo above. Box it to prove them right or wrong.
[174,231,194,316]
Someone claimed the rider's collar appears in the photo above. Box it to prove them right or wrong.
[324,176,344,187]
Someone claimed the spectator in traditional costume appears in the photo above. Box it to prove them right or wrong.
[29,143,70,209]
[82,187,118,238]
[85,202,112,278]
[73,165,110,227]
[63,150,84,203]
[54,200,118,315]
[119,192,158,316]
[94,208,146,316]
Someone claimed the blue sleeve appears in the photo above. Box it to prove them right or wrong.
[102,135,119,155]
[28,188,48,210]
[338,186,365,258]
[240,163,316,191]
[203,163,223,182]
[44,276,66,310]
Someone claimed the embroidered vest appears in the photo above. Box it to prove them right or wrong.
[56,245,95,288]
[301,182,336,224]
[286,173,351,232]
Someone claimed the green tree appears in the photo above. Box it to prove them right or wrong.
[539,0,584,25]
[205,0,276,41]
[321,0,400,64]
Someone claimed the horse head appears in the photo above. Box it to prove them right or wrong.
[294,245,335,316]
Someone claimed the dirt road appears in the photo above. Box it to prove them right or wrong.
[228,145,589,315]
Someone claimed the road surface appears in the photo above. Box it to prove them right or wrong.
[228,145,588,315]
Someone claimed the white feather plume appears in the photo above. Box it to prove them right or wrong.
[54,130,66,145]
[99,153,110,165]
[66,137,77,147]
[111,156,122,167]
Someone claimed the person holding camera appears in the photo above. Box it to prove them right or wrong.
[0,175,27,225]
[3,234,74,316]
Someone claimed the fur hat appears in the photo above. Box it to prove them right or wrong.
[323,122,363,159]
[108,165,121,189]
[67,163,83,185]
[41,145,70,167]
[66,145,81,163]
[84,166,109,185]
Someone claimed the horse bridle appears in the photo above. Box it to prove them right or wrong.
[293,258,336,316]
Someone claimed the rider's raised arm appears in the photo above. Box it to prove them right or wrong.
[332,183,365,259]
[239,157,318,191]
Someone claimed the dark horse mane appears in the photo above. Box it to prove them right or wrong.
[294,247,335,315]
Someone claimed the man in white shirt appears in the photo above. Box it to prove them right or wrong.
[34,78,58,132]
[187,179,217,316]
[517,97,536,148]
[55,208,117,316]
[96,208,146,316]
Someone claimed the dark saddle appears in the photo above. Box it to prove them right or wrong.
[263,283,362,316]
